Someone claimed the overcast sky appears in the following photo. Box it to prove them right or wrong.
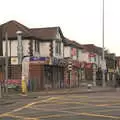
[0,0,120,55]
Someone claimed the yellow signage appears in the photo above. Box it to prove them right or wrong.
[11,57,18,65]
[108,69,115,73]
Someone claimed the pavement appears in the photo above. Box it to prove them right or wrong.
[0,86,116,105]
[0,91,120,120]
[4,86,116,98]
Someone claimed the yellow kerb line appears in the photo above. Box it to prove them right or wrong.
[0,113,39,120]
[80,112,120,119]
[0,96,61,117]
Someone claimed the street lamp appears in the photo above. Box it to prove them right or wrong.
[102,0,106,87]
[16,31,23,64]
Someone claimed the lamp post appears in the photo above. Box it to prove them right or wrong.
[5,33,8,95]
[102,0,106,87]
[16,31,23,64]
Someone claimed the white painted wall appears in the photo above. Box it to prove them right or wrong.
[64,46,71,58]
[40,42,50,57]
[80,51,89,62]
[3,39,30,57]
[78,49,83,61]
[3,40,11,56]
[11,40,17,56]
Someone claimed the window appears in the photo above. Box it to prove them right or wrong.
[94,57,96,62]
[55,41,61,55]
[89,57,91,62]
[35,40,39,52]
[77,49,79,59]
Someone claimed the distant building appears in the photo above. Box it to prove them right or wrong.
[63,38,84,87]
[82,44,103,85]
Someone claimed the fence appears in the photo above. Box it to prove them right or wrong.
[7,65,21,91]
[2,62,118,93]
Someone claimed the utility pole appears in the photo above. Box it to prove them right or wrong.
[93,64,96,86]
[102,0,106,87]
[5,32,8,95]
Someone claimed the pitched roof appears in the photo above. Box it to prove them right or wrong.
[83,44,102,55]
[63,38,73,45]
[0,20,34,40]
[72,41,84,49]
[30,27,64,40]
[116,56,120,59]
[64,38,83,49]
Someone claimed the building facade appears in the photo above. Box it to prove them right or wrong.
[63,39,83,87]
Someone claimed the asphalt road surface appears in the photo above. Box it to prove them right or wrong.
[0,91,120,120]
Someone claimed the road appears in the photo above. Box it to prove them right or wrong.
[0,91,120,120]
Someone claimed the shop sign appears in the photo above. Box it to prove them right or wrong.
[11,57,18,65]
[30,57,45,61]
[5,79,21,88]
[30,57,50,64]
[108,69,115,73]
[88,53,96,57]
[85,63,92,69]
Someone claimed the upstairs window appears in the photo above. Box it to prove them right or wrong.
[35,40,39,52]
[55,41,61,55]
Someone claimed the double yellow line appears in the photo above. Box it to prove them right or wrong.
[0,96,62,119]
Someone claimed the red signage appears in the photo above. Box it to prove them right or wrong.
[85,63,94,69]
[88,53,96,57]
[5,79,21,86]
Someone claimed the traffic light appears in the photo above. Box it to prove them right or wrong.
[49,42,53,57]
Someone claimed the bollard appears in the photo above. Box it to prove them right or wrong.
[21,75,27,95]
[88,84,92,91]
